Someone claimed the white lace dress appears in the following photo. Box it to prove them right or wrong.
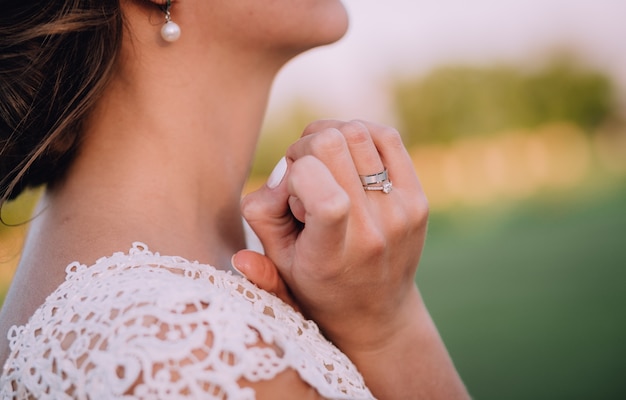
[0,243,375,399]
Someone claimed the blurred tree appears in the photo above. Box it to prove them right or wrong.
[394,57,616,147]
[524,60,614,130]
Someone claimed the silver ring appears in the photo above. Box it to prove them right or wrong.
[363,180,393,194]
[359,169,389,186]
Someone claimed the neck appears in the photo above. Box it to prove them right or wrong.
[32,38,282,270]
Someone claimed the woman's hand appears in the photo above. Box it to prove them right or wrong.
[235,120,469,399]
[237,120,427,345]
[232,249,300,312]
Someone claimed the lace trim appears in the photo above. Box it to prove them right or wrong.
[1,243,374,399]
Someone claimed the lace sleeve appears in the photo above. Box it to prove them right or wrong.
[1,244,375,399]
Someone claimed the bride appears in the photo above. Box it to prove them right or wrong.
[0,0,469,398]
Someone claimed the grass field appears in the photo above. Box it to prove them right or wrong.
[418,182,626,399]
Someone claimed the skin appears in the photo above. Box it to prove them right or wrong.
[0,0,469,398]
[235,120,469,399]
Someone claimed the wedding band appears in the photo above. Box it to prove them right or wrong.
[360,168,393,194]
[359,169,389,186]
[363,181,393,194]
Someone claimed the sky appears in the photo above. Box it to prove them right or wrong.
[266,0,626,123]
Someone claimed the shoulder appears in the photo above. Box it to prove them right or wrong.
[1,243,374,399]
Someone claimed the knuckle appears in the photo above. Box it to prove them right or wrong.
[379,126,404,148]
[239,192,268,223]
[385,204,411,235]
[302,119,337,136]
[340,120,371,145]
[308,128,347,157]
[365,228,387,255]
[406,193,430,230]
[315,190,351,224]
[289,154,318,176]
[240,194,262,221]
[379,194,429,242]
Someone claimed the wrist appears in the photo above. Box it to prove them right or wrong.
[319,284,423,354]
[325,287,470,400]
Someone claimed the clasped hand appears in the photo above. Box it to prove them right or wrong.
[233,120,428,350]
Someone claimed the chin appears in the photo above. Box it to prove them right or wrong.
[281,1,350,56]
[311,1,350,46]
[213,0,350,62]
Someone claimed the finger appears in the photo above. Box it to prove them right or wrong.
[241,158,298,259]
[231,250,299,311]
[286,155,350,278]
[302,120,384,176]
[357,121,429,228]
[302,120,415,190]
[339,121,385,177]
[357,120,421,191]
[286,128,363,197]
[301,119,345,137]
[288,195,306,224]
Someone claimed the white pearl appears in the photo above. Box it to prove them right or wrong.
[161,21,181,42]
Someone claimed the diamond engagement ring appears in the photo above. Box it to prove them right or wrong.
[363,181,393,193]
[359,169,393,194]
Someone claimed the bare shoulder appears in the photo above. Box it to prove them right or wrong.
[0,244,70,367]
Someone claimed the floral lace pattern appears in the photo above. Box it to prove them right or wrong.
[1,243,374,399]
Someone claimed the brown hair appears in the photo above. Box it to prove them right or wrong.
[0,0,124,204]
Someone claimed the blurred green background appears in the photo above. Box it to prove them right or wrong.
[2,50,625,400]
[248,55,626,399]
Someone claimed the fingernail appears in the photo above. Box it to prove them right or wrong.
[267,157,287,189]
[230,254,247,277]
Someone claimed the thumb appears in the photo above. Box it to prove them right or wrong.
[241,157,297,259]
[232,250,299,311]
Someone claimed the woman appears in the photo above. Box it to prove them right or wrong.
[0,0,469,398]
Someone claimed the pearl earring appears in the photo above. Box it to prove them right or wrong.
[160,0,181,42]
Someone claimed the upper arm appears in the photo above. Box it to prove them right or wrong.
[240,368,327,400]
[118,302,327,399]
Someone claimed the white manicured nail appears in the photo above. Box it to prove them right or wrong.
[230,255,247,278]
[267,157,287,189]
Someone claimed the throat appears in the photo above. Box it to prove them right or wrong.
[32,182,248,272]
